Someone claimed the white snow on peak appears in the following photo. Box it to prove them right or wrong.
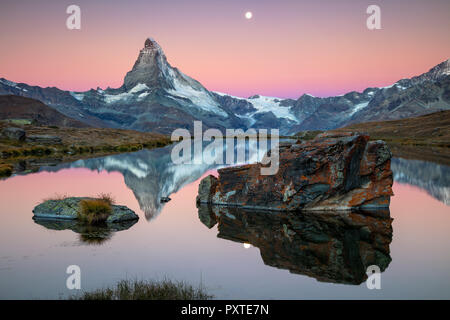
[138,92,149,100]
[214,91,243,100]
[380,82,408,90]
[166,69,228,117]
[129,83,149,94]
[214,92,299,123]
[103,83,150,104]
[349,101,369,116]
[70,92,85,101]
[247,95,299,122]
[0,79,18,87]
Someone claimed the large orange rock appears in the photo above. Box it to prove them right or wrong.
[196,132,393,211]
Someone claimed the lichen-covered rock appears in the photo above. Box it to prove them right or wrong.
[1,127,26,141]
[197,133,393,211]
[32,197,139,222]
[26,134,62,144]
[196,175,218,204]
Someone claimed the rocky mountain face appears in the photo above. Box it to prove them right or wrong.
[0,38,448,134]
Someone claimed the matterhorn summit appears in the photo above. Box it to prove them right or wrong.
[123,38,171,90]
[123,38,226,116]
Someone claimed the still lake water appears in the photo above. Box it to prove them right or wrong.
[0,142,449,299]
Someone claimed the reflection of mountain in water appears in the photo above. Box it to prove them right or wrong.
[39,140,272,220]
[198,205,393,284]
[37,143,450,220]
[391,158,450,205]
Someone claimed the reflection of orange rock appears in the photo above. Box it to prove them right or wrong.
[197,133,393,211]
[198,205,393,284]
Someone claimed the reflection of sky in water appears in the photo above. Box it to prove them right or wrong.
[0,145,449,299]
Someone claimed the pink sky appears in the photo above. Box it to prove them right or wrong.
[0,0,449,98]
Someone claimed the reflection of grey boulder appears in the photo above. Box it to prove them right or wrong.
[32,197,139,223]
[198,204,393,285]
[197,204,217,229]
[1,127,25,141]
[33,217,137,245]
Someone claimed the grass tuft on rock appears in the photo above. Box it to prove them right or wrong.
[42,193,69,202]
[78,199,112,224]
[71,278,213,300]
[97,192,115,205]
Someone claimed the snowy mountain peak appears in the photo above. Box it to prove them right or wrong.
[399,58,450,88]
[122,38,228,117]
[436,58,450,76]
[123,38,171,90]
[144,38,161,50]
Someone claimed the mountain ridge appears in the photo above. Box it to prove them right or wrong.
[0,38,448,134]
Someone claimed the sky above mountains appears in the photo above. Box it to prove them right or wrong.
[0,0,449,98]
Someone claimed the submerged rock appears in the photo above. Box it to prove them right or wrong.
[197,132,393,211]
[32,197,139,223]
[160,196,171,203]
[197,204,392,284]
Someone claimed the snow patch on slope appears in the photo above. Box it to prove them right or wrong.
[70,92,85,101]
[349,101,369,116]
[166,70,228,117]
[214,92,299,122]
[247,95,298,122]
[102,83,150,104]
[0,79,18,88]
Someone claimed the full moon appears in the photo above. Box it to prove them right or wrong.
[245,11,253,19]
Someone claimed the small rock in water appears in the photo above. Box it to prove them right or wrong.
[160,196,171,203]
[32,197,139,222]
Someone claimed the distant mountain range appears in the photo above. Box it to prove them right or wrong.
[0,38,449,134]
[0,95,89,128]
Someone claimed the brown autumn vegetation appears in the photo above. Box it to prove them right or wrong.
[0,122,172,177]
[333,110,450,165]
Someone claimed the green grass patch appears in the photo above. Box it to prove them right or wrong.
[1,119,34,125]
[71,278,213,300]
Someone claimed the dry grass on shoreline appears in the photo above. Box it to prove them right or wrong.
[71,279,213,300]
